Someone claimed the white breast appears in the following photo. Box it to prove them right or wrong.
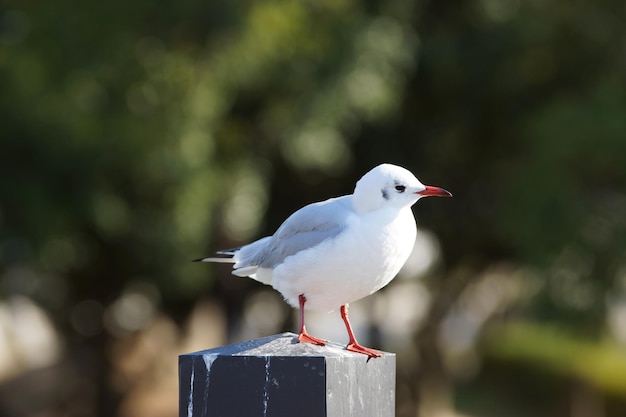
[270,206,417,311]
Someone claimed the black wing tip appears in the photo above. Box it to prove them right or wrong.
[192,258,205,262]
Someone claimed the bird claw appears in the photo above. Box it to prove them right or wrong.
[297,331,326,346]
[346,342,382,358]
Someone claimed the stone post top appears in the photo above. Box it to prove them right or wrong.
[180,332,395,359]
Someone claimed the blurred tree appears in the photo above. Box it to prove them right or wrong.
[2,0,626,416]
[1,0,422,415]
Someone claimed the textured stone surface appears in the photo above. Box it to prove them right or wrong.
[179,332,395,417]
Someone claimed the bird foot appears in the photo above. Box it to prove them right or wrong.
[346,342,382,358]
[297,331,326,346]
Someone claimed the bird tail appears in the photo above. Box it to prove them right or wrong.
[194,238,268,282]
[193,252,260,279]
[193,246,242,263]
[193,256,236,263]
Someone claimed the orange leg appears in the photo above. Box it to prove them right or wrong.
[340,304,381,358]
[297,294,326,346]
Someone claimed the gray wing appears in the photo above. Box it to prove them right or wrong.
[235,195,353,270]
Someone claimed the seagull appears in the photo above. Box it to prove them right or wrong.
[196,163,452,358]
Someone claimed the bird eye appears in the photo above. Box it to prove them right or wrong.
[395,185,406,193]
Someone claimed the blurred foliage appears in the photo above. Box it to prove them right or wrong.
[2,0,626,416]
[485,322,626,396]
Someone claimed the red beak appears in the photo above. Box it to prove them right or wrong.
[417,185,453,198]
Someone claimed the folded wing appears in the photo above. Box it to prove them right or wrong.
[196,196,354,281]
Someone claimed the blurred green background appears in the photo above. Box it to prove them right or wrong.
[2,0,626,416]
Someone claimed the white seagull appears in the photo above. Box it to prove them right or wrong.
[196,163,451,357]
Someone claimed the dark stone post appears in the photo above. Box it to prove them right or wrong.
[179,332,395,417]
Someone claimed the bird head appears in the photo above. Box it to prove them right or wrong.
[353,164,452,213]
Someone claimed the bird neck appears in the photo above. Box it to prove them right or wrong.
[351,194,382,214]
[352,197,406,220]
